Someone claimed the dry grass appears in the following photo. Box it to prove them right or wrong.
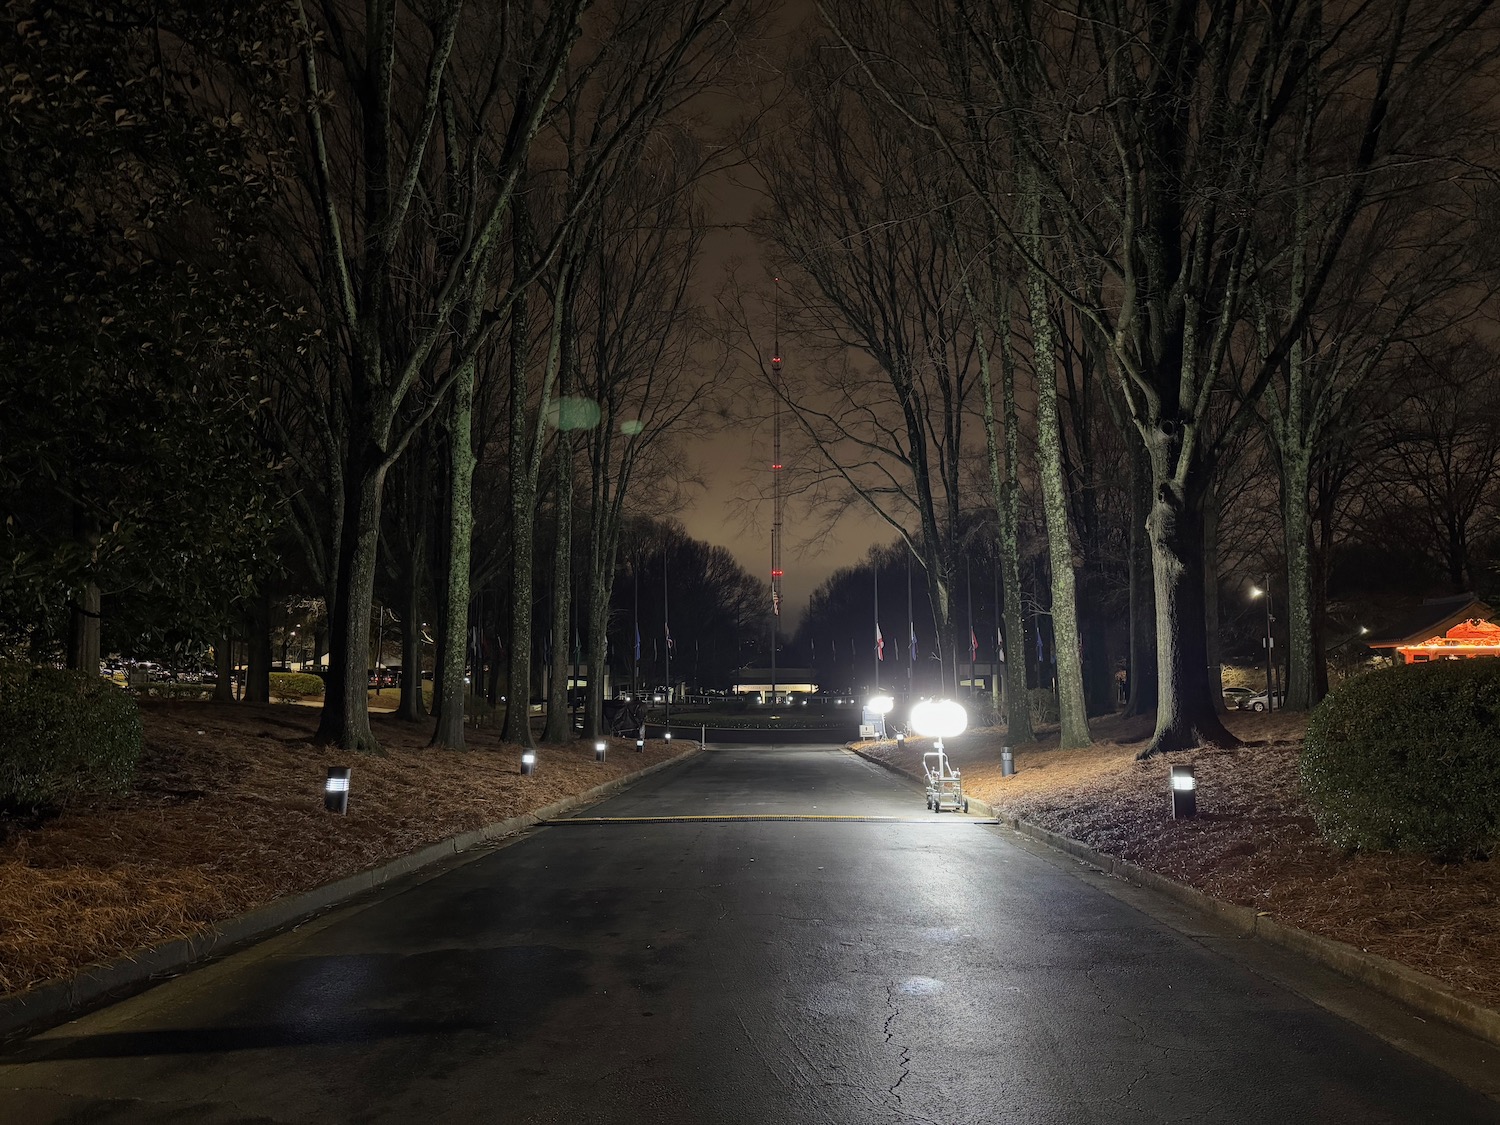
[0,701,686,996]
[859,710,1500,1010]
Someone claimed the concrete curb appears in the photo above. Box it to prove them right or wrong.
[848,745,1500,1051]
[0,744,703,1041]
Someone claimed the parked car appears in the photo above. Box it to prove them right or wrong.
[1240,690,1283,713]
[1221,686,1256,710]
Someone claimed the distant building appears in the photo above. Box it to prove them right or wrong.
[733,667,817,698]
[1363,593,1498,663]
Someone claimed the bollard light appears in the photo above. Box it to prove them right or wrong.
[521,749,537,776]
[896,732,905,752]
[324,766,351,815]
[595,739,607,763]
[1001,746,1016,777]
[664,731,672,744]
[636,736,645,753]
[1170,763,1197,819]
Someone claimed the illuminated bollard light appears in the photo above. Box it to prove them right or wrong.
[595,739,607,763]
[1001,745,1016,777]
[636,736,645,752]
[664,731,672,745]
[895,733,905,752]
[324,766,351,815]
[521,748,537,776]
[1170,763,1197,819]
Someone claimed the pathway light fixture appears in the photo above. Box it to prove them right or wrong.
[324,766,351,815]
[521,749,537,776]
[1171,764,1197,819]
[595,739,607,763]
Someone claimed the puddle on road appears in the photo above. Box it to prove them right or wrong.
[899,976,944,996]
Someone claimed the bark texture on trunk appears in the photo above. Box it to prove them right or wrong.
[1123,435,1158,717]
[1024,186,1090,746]
[430,357,477,749]
[1280,443,1318,710]
[315,461,386,752]
[543,436,576,744]
[1142,435,1238,756]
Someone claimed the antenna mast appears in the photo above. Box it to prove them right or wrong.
[770,279,784,706]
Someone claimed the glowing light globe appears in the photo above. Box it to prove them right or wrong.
[867,694,894,715]
[910,699,967,740]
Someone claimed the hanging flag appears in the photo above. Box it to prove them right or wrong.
[997,625,1006,663]
[665,623,675,652]
[811,638,816,661]
[970,628,978,662]
[876,624,884,661]
[1035,624,1044,664]
[909,624,918,662]
[772,590,781,617]
[634,623,641,662]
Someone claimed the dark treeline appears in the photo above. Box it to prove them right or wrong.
[0,0,769,750]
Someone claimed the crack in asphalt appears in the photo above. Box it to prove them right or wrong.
[883,983,912,1106]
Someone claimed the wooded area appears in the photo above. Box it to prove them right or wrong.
[5,0,1500,757]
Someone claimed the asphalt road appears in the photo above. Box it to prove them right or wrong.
[2,745,1498,1124]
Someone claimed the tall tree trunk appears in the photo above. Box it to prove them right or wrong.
[1141,435,1236,756]
[430,357,478,749]
[1204,480,1224,708]
[397,580,425,723]
[65,505,101,673]
[315,460,386,751]
[1024,174,1089,747]
[543,439,576,743]
[1280,441,1318,710]
[502,212,537,749]
[213,631,234,703]
[245,586,272,704]
[966,274,1033,743]
[1123,435,1158,717]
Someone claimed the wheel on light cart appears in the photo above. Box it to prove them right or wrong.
[962,798,969,814]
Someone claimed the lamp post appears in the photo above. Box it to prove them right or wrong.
[1251,577,1274,711]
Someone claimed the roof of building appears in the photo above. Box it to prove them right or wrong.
[1363,593,1493,648]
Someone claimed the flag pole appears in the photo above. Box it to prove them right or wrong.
[873,562,880,691]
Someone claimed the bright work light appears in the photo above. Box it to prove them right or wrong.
[867,694,894,715]
[909,699,967,741]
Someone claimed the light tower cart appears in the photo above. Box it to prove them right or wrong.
[923,748,968,813]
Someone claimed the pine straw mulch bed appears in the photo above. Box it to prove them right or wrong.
[0,701,688,997]
[857,710,1500,1012]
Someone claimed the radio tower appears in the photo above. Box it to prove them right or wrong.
[770,280,784,706]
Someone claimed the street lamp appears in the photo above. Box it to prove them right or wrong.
[1250,578,1274,711]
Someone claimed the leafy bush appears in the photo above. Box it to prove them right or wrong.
[1301,660,1500,858]
[1028,687,1059,725]
[0,664,142,809]
[271,672,324,700]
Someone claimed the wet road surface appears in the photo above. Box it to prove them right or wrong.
[1,744,1497,1123]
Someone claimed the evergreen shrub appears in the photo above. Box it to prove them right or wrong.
[1301,659,1500,858]
[0,664,142,809]
[270,672,324,700]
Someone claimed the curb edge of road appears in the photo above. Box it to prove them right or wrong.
[848,745,1500,1052]
[0,744,704,1042]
